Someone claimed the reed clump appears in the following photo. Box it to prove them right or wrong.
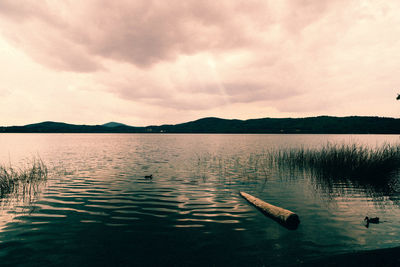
[267,143,400,180]
[0,158,48,197]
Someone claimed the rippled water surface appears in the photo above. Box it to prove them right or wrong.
[0,134,399,266]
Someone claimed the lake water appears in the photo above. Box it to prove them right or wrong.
[0,134,399,266]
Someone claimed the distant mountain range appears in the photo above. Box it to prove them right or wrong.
[1,116,400,134]
[102,122,127,128]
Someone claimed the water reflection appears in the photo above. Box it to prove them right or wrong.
[0,134,398,266]
[276,165,400,206]
[0,179,46,231]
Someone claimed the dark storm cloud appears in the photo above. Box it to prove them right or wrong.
[0,1,105,72]
[1,0,399,120]
[0,0,352,72]
[0,0,267,70]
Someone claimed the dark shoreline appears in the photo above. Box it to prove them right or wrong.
[300,246,400,266]
[2,116,400,134]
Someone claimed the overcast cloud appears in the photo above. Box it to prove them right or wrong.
[0,0,399,126]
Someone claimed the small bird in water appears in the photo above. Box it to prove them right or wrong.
[364,216,379,228]
[364,216,379,223]
[144,174,153,179]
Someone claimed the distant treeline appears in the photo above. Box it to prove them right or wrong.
[1,116,400,134]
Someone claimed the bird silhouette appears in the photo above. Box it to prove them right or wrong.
[397,94,400,100]
[364,216,379,228]
[364,216,379,223]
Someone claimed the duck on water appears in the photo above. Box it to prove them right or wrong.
[364,216,379,228]
[364,216,379,223]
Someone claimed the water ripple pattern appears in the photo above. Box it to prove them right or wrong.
[0,134,398,266]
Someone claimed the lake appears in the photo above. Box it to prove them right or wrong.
[0,134,399,266]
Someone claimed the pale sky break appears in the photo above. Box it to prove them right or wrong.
[0,0,399,126]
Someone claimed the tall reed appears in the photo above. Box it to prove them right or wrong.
[0,158,48,197]
[266,143,400,181]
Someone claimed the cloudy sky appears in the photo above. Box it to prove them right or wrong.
[0,0,399,126]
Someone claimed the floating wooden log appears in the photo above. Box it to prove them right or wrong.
[240,191,300,230]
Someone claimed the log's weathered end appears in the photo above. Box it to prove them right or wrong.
[240,191,300,230]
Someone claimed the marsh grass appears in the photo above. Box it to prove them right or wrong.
[267,143,400,179]
[263,143,400,197]
[189,143,400,199]
[0,158,48,198]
